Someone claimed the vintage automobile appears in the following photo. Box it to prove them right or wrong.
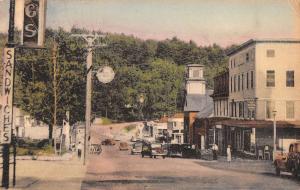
[168,144,183,157]
[181,144,201,159]
[141,142,167,159]
[274,141,300,177]
[119,142,129,151]
[101,139,116,146]
[131,141,143,155]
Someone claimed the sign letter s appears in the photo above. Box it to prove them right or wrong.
[24,24,37,38]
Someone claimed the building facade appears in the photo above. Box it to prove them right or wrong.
[221,39,300,157]
[167,113,184,144]
[228,39,300,121]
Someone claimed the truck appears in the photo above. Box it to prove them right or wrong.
[274,141,300,177]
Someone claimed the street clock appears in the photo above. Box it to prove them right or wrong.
[96,66,115,84]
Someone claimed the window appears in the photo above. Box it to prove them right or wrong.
[251,71,254,88]
[239,102,243,118]
[234,75,236,92]
[230,76,232,92]
[266,49,275,57]
[286,71,294,87]
[242,74,244,90]
[193,70,199,78]
[216,102,219,115]
[234,59,236,67]
[286,101,295,119]
[247,72,249,89]
[234,102,237,117]
[246,53,249,62]
[266,101,275,119]
[238,75,240,91]
[266,70,275,87]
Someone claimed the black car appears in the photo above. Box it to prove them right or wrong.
[141,142,167,159]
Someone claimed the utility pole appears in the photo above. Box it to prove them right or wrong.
[2,0,15,189]
[52,40,58,155]
[71,34,105,165]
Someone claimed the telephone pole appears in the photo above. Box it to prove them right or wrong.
[71,34,106,165]
[52,40,58,155]
[2,0,16,189]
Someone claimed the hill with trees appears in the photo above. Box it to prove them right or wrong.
[0,28,229,138]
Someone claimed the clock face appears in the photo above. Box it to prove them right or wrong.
[96,66,115,84]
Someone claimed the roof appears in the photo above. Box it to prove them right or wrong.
[196,102,214,119]
[227,38,300,56]
[215,119,300,129]
[184,90,214,112]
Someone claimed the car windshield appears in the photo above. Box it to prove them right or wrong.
[134,143,142,148]
[151,144,161,148]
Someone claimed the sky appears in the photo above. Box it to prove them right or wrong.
[0,0,300,46]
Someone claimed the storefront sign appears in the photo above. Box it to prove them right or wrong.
[22,0,47,47]
[1,48,15,144]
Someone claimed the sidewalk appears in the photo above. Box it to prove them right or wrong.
[195,156,274,175]
[6,155,86,190]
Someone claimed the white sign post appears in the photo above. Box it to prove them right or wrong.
[1,48,15,144]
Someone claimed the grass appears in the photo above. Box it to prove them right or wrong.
[124,124,137,133]
[16,145,55,156]
[101,117,113,125]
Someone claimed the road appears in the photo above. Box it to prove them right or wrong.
[81,123,300,190]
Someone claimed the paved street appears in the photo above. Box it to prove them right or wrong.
[81,124,300,190]
[11,158,86,190]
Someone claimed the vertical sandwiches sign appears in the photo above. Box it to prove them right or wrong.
[22,0,47,47]
[1,48,15,144]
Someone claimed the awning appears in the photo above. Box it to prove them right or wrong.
[215,119,300,129]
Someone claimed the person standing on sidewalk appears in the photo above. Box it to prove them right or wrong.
[227,145,232,163]
[212,143,219,160]
[77,141,83,159]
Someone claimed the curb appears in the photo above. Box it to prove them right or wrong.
[16,154,73,161]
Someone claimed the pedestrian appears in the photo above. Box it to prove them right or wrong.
[212,143,219,160]
[77,141,83,159]
[227,145,232,163]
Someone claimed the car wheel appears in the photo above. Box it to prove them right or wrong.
[150,155,153,158]
[163,156,165,159]
[275,167,280,176]
[154,156,156,159]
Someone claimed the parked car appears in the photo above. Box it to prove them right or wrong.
[182,144,201,159]
[101,139,116,146]
[168,144,183,157]
[141,142,167,159]
[274,141,300,177]
[131,141,143,155]
[119,142,129,151]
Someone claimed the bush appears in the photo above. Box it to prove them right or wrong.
[37,139,50,148]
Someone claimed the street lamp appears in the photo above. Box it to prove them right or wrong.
[272,110,277,160]
[138,94,145,121]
